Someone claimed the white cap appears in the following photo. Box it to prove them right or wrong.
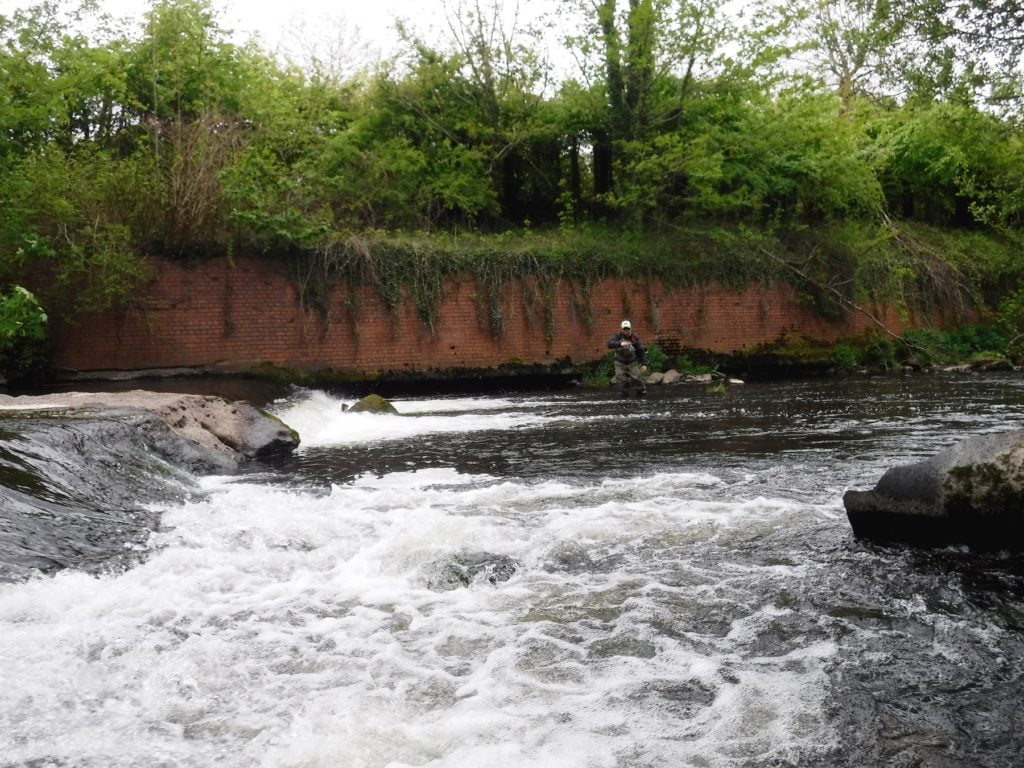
[621,320,631,329]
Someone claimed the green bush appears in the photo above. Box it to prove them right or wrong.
[0,285,49,383]
[831,344,859,370]
[862,336,899,371]
[647,343,668,372]
[674,354,717,376]
[582,352,616,388]
[996,288,1024,358]
[901,324,1007,364]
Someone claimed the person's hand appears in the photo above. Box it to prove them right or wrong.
[620,340,631,348]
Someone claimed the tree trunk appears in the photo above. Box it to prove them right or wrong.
[501,151,520,223]
[568,135,582,212]
[593,131,614,199]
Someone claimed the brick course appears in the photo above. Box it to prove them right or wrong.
[49,255,949,375]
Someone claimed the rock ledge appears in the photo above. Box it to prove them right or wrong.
[0,390,299,466]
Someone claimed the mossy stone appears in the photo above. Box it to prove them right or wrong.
[349,394,399,414]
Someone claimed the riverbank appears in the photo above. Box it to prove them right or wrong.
[8,220,1019,392]
[30,244,979,389]
[9,318,1010,401]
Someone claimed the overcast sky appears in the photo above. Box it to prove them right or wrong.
[0,0,426,44]
[0,0,566,66]
[201,0,444,52]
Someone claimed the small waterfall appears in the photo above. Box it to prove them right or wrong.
[0,410,203,580]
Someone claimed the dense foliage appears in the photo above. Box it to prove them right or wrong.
[1,0,1022,336]
[0,285,48,382]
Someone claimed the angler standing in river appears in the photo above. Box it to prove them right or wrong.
[607,319,649,397]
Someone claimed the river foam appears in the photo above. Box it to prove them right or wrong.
[9,378,1024,766]
[274,391,567,450]
[0,454,838,767]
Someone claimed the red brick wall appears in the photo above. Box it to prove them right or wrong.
[48,256,947,375]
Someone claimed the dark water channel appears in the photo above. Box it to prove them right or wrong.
[1,372,1023,767]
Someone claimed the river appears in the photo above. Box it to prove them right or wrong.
[1,374,1023,767]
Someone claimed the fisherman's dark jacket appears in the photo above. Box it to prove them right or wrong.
[607,332,649,365]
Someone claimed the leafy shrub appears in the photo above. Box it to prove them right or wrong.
[582,352,616,388]
[902,324,1007,364]
[831,344,859,370]
[997,289,1024,357]
[862,336,899,371]
[674,354,717,376]
[647,343,668,372]
[0,286,49,383]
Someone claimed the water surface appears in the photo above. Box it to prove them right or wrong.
[2,373,1023,767]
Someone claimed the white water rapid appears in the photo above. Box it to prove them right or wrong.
[0,389,871,767]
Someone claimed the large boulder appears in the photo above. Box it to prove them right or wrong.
[843,430,1024,549]
[0,391,299,465]
[0,391,300,581]
[349,394,399,414]
[420,551,520,591]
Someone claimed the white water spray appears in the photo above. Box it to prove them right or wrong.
[0,391,842,767]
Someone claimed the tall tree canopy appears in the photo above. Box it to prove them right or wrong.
[0,0,1021,313]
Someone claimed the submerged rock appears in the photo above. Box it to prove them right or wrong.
[349,394,399,414]
[0,411,200,579]
[843,430,1024,549]
[421,551,519,591]
[971,357,1014,372]
[662,370,682,385]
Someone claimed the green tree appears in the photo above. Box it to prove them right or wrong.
[563,0,736,209]
[618,85,884,223]
[0,285,49,383]
[395,0,557,225]
[121,0,261,254]
[799,0,909,111]
[125,0,245,123]
[904,0,1024,111]
[0,2,70,157]
[871,100,1024,227]
[0,3,153,311]
[220,55,354,247]
[318,56,499,230]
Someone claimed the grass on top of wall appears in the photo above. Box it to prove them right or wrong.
[282,220,1017,340]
